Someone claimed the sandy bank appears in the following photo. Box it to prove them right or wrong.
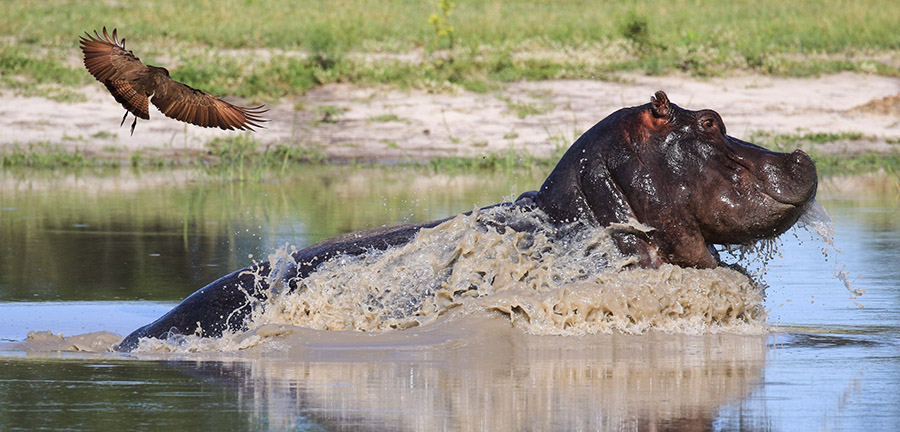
[1,72,898,162]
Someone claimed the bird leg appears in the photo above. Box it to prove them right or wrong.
[130,117,137,136]
[120,111,128,127]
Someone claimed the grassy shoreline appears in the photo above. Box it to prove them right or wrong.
[3,1,899,176]
[2,133,898,177]
[3,1,900,101]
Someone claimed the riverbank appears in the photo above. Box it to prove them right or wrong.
[2,72,899,171]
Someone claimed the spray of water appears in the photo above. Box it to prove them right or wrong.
[796,200,865,298]
[134,205,769,353]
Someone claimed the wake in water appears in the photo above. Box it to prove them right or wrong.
[133,204,771,353]
[129,198,871,354]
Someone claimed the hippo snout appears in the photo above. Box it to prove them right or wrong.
[767,149,818,206]
[790,149,815,172]
[792,149,810,163]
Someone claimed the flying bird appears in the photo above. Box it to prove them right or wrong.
[79,27,267,135]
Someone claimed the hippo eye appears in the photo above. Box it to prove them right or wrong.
[701,117,716,131]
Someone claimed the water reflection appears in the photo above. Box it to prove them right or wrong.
[0,167,544,301]
[0,357,248,431]
[1,168,899,431]
[0,328,766,431]
[160,322,767,431]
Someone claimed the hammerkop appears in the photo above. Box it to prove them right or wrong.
[80,27,267,135]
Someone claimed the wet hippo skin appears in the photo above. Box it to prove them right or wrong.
[535,91,817,268]
[116,91,817,352]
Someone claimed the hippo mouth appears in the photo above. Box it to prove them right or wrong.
[744,180,813,242]
[761,189,802,209]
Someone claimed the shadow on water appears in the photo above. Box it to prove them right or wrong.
[773,328,888,349]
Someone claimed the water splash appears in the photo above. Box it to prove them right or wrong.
[234,208,760,346]
[796,200,864,298]
[717,200,864,300]
[797,200,835,246]
[718,237,782,284]
[132,205,772,353]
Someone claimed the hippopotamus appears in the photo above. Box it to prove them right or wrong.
[116,91,817,352]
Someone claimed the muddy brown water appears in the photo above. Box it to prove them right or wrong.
[0,167,898,431]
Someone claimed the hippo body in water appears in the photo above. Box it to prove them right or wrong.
[117,91,817,352]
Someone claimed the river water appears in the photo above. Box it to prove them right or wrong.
[0,167,897,431]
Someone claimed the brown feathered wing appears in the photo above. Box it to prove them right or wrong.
[80,27,267,130]
[149,77,267,131]
[79,27,150,120]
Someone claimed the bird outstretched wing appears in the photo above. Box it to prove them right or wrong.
[150,77,268,131]
[80,27,267,130]
[80,27,150,119]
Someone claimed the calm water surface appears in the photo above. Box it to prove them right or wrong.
[0,167,898,431]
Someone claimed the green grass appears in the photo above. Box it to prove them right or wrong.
[750,131,870,152]
[1,0,899,100]
[813,153,900,176]
[5,0,899,52]
[91,131,116,139]
[202,134,328,180]
[748,131,900,175]
[368,114,405,123]
[499,96,555,118]
[0,143,93,168]
[3,133,899,178]
[0,44,90,101]
[0,135,328,174]
[313,105,348,124]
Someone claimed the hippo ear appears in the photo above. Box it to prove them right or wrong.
[650,91,672,119]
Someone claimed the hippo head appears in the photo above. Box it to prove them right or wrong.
[535,91,818,269]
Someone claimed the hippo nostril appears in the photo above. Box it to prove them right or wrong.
[791,149,813,166]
